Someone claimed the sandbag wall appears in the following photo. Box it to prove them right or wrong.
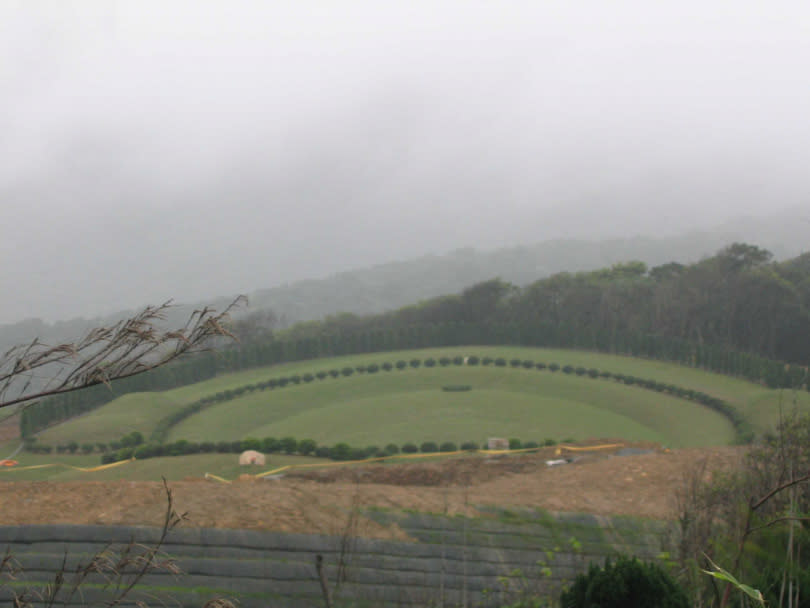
[0,510,670,607]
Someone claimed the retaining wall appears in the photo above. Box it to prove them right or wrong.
[0,509,673,607]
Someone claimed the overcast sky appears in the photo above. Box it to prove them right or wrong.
[2,1,809,324]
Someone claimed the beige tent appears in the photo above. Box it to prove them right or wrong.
[238,450,266,466]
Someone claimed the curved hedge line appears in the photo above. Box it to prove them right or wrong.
[23,320,806,437]
[147,354,753,446]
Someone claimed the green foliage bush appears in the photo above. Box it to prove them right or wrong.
[298,439,317,455]
[395,360,407,370]
[384,443,400,455]
[549,363,560,372]
[536,362,547,370]
[560,555,689,608]
[401,442,418,453]
[510,358,522,367]
[482,356,494,365]
[509,438,522,450]
[562,365,575,374]
[341,367,354,376]
[409,358,421,368]
[420,441,438,453]
[439,441,457,452]
[460,441,479,451]
[381,361,393,371]
[367,363,380,373]
[453,356,464,365]
[522,359,534,369]
[495,357,507,367]
[424,358,437,367]
[442,385,472,392]
[467,355,480,365]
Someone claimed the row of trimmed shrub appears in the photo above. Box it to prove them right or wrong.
[99,436,571,464]
[148,354,753,446]
[24,431,145,455]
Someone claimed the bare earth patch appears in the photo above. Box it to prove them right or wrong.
[0,445,743,539]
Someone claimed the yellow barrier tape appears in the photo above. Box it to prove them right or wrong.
[204,472,232,484]
[557,443,624,452]
[0,458,136,474]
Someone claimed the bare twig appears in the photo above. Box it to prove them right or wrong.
[0,297,245,409]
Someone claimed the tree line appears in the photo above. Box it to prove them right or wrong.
[22,243,809,437]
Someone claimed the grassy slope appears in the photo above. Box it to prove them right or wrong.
[32,346,791,449]
[32,346,810,449]
[168,366,734,447]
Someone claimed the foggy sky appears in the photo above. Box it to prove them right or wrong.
[2,1,810,324]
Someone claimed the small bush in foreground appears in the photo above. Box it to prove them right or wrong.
[560,555,688,608]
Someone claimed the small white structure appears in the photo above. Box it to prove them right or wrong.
[239,450,266,466]
[488,437,509,451]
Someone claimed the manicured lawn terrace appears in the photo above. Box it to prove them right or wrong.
[32,346,804,450]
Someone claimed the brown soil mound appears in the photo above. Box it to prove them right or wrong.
[0,446,743,538]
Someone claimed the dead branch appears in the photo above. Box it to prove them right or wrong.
[0,296,245,410]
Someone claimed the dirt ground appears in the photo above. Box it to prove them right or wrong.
[0,444,744,539]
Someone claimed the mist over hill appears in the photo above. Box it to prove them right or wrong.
[2,211,806,358]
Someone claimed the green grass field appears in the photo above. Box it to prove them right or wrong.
[30,345,810,452]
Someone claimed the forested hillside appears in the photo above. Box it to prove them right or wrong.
[285,243,810,365]
[23,243,810,437]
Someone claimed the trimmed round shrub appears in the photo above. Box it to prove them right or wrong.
[599,370,612,379]
[315,446,332,458]
[460,441,479,451]
[302,373,315,383]
[409,358,421,368]
[289,375,301,384]
[424,358,437,367]
[355,365,367,373]
[364,445,381,457]
[509,358,522,368]
[341,367,354,376]
[439,356,452,366]
[298,439,317,455]
[384,443,400,455]
[522,360,534,369]
[367,363,380,373]
[439,441,458,452]
[543,438,557,446]
[442,385,472,392]
[328,369,340,378]
[535,362,547,370]
[549,363,560,372]
[262,437,281,453]
[453,356,464,365]
[241,437,262,451]
[401,442,419,454]
[467,355,480,365]
[524,440,539,449]
[381,362,393,371]
[560,554,689,608]
[575,366,587,376]
[280,437,298,454]
[395,360,408,370]
[482,356,494,366]
[420,441,438,453]
[330,443,352,461]
[494,357,507,367]
[562,365,575,374]
[277,377,290,387]
[316,371,328,380]
[508,438,522,450]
